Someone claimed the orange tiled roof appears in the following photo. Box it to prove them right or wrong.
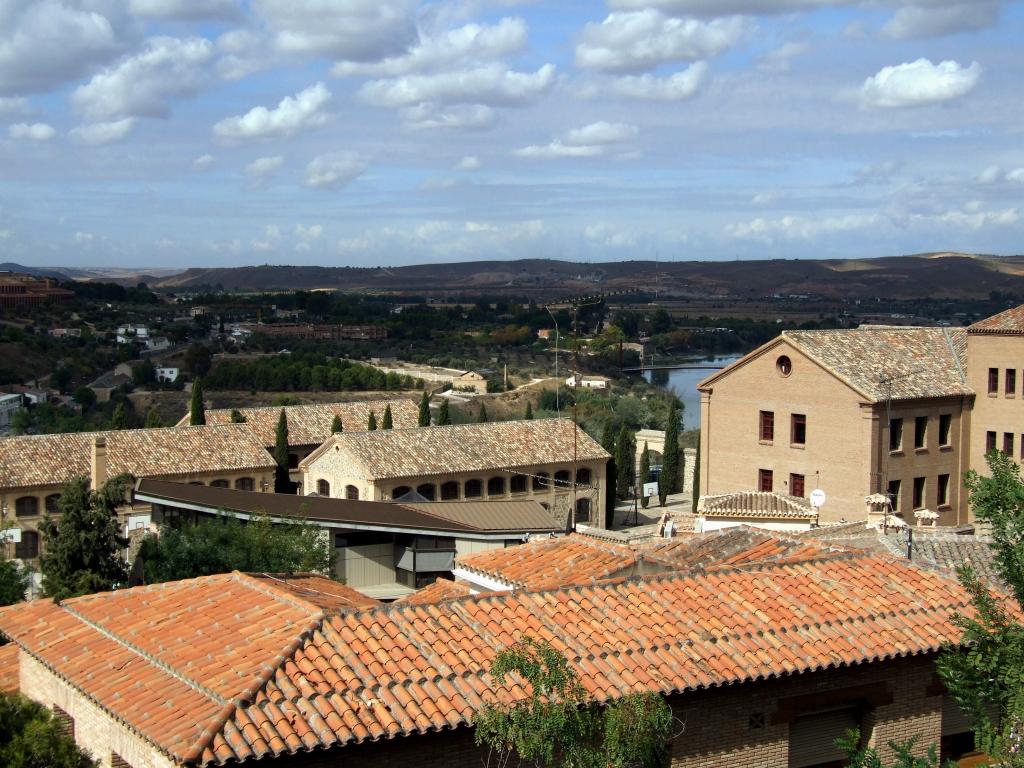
[395,577,474,605]
[180,399,419,447]
[0,542,984,766]
[968,304,1024,334]
[0,642,18,694]
[244,573,380,612]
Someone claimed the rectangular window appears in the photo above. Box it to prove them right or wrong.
[789,473,805,498]
[914,416,927,449]
[913,476,926,509]
[889,418,903,452]
[791,414,806,446]
[1008,369,1017,395]
[987,431,997,453]
[939,414,952,447]
[759,410,774,442]
[989,367,999,394]
[758,469,773,492]
[937,474,950,507]
[1005,433,1015,456]
[887,479,901,513]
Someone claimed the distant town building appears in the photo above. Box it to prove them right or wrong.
[115,324,149,344]
[155,366,179,383]
[48,327,82,339]
[146,335,171,351]
[565,373,610,390]
[0,273,74,310]
[0,393,24,429]
[239,323,387,341]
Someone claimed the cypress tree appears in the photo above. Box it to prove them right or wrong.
[524,401,533,420]
[601,422,617,528]
[189,378,205,426]
[477,403,488,423]
[331,414,343,433]
[660,399,680,506]
[144,408,162,428]
[691,434,701,513]
[418,391,431,426]
[640,442,651,509]
[615,425,635,501]
[110,401,127,430]
[367,412,378,430]
[382,404,393,429]
[274,409,290,493]
[438,398,451,426]
[229,408,246,423]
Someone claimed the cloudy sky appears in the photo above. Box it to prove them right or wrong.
[1,0,1022,268]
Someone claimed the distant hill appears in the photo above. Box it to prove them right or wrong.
[148,252,1024,300]
[0,262,71,280]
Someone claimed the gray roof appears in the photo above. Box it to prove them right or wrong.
[699,491,816,519]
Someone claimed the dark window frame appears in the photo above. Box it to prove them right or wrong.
[914,416,928,450]
[789,473,805,498]
[759,410,775,442]
[938,414,952,447]
[989,367,999,394]
[889,418,904,452]
[791,414,806,446]
[937,474,950,507]
[758,469,773,492]
[1008,368,1017,395]
[913,476,926,510]
[317,479,330,496]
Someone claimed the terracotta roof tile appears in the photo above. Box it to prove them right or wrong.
[698,491,817,520]
[396,578,475,605]
[0,642,17,694]
[302,419,609,479]
[244,573,381,613]
[968,304,1024,334]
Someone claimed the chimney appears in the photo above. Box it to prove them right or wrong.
[91,436,108,490]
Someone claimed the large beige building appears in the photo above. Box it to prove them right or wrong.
[300,418,610,528]
[698,306,1024,525]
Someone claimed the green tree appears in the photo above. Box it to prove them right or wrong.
[639,442,651,509]
[475,637,672,768]
[438,398,451,426]
[477,402,488,423]
[229,408,246,423]
[524,401,534,420]
[72,386,96,411]
[601,423,617,528]
[110,401,127,430]
[660,400,681,506]
[615,426,635,501]
[0,692,98,768]
[39,475,130,600]
[131,357,156,386]
[189,378,205,426]
[144,408,163,428]
[0,558,29,605]
[938,450,1024,765]
[331,414,343,433]
[367,411,378,430]
[273,409,291,493]
[382,404,393,429]
[418,391,431,426]
[691,434,701,514]
[835,729,940,768]
[51,366,72,394]
[184,343,212,377]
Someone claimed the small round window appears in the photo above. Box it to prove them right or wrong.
[776,355,792,377]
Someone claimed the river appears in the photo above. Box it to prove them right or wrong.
[643,354,742,431]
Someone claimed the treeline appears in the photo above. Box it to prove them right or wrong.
[66,281,159,304]
[205,353,424,392]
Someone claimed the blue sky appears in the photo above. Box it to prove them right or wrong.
[1,0,1022,268]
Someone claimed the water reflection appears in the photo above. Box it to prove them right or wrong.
[642,354,742,431]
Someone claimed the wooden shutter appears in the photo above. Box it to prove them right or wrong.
[788,708,858,768]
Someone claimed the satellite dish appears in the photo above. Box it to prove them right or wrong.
[809,489,827,509]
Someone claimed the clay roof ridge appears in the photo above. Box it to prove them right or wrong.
[229,571,332,617]
[943,327,969,385]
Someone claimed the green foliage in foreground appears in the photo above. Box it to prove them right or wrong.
[0,558,29,606]
[475,637,673,768]
[835,728,943,768]
[136,511,334,583]
[0,693,98,768]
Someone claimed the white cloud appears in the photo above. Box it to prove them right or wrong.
[861,58,981,108]
[295,223,322,251]
[977,165,1004,184]
[193,153,216,170]
[72,37,214,120]
[584,223,635,247]
[0,97,30,117]
[601,62,707,101]
[359,64,555,108]
[400,103,496,130]
[129,0,240,20]
[922,204,1019,229]
[74,231,95,244]
[1008,169,1024,184]
[727,213,880,241]
[455,155,481,170]
[882,2,999,39]
[516,121,638,159]
[252,224,280,251]
[575,11,747,73]
[304,152,368,190]
[332,17,528,77]
[758,41,809,72]
[244,155,284,176]
[8,122,56,141]
[69,118,135,144]
[252,0,417,60]
[213,82,331,140]
[0,1,129,96]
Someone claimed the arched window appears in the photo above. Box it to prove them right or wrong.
[576,468,591,486]
[15,530,39,559]
[416,483,436,501]
[15,497,38,518]
[44,494,61,514]
[575,498,592,523]
[317,479,331,496]
[487,477,506,497]
[392,485,412,499]
[554,470,571,488]
[210,479,230,488]
[509,475,527,494]
[464,479,482,498]
[533,472,549,491]
[345,485,359,500]
[441,481,460,500]
[234,477,254,491]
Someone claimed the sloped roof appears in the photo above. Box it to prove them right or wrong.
[0,424,275,490]
[699,491,816,519]
[968,304,1024,334]
[244,573,380,612]
[302,419,610,480]
[781,327,970,402]
[0,643,17,695]
[0,545,984,766]
[395,577,474,605]
[178,399,419,447]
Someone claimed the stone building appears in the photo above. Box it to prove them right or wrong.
[300,418,610,528]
